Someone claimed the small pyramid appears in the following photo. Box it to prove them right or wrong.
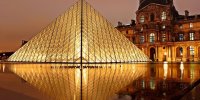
[8,0,150,63]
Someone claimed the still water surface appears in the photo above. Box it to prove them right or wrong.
[0,63,199,100]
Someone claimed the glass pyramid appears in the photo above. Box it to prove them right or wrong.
[8,0,150,63]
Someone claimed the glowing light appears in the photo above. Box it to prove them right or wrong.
[9,64,147,100]
[2,64,5,72]
[164,52,167,56]
[8,0,150,63]
[180,62,184,80]
[163,63,168,80]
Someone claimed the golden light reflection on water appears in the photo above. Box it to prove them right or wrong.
[163,62,168,80]
[117,63,200,100]
[8,63,147,100]
[180,62,184,80]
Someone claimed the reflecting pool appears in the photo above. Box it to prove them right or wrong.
[0,63,199,100]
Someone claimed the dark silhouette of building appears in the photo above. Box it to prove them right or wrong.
[0,52,14,61]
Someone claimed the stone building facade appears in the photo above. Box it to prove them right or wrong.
[117,0,200,62]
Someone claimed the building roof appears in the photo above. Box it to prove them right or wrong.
[138,0,171,10]
[176,14,200,22]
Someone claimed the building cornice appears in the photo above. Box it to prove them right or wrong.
[136,3,168,13]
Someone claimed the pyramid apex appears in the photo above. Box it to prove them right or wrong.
[8,0,150,63]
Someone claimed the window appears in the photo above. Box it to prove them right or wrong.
[189,32,194,40]
[140,36,145,43]
[179,25,183,29]
[190,23,193,28]
[140,15,145,23]
[179,34,184,41]
[150,33,155,43]
[189,46,194,56]
[140,27,143,32]
[162,33,166,42]
[177,47,183,57]
[126,30,128,34]
[161,11,167,21]
[150,13,155,22]
[162,25,166,29]
[179,47,183,56]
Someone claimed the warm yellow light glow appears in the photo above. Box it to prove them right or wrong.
[180,62,184,79]
[8,0,150,63]
[9,63,147,100]
[164,52,167,56]
[2,64,5,72]
[163,63,168,80]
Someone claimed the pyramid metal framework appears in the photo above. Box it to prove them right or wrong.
[10,64,147,100]
[8,0,150,63]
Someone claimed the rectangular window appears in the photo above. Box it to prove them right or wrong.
[190,46,194,56]
[179,25,183,29]
[161,11,167,21]
[140,36,145,43]
[190,23,193,28]
[189,32,194,40]
[162,34,166,42]
[140,15,145,23]
[179,34,184,41]
[150,33,155,43]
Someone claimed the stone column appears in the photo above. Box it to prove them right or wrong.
[195,31,199,40]
[157,46,162,62]
[197,47,199,61]
[194,46,198,61]
[182,46,187,62]
[167,46,172,61]
[171,46,176,62]
[156,46,158,61]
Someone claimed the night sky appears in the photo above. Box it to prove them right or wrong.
[0,0,199,51]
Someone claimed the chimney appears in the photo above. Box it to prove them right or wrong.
[131,20,136,26]
[21,40,28,46]
[117,21,123,27]
[185,10,189,18]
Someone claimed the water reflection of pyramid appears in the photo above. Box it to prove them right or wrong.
[8,0,149,63]
[10,64,147,100]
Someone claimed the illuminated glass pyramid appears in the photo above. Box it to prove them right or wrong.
[8,0,150,63]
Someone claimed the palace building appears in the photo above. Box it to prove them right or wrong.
[117,0,200,62]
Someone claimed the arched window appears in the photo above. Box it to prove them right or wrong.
[150,33,155,43]
[161,11,167,21]
[176,47,183,57]
[150,13,155,22]
[179,47,183,56]
[140,15,145,23]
